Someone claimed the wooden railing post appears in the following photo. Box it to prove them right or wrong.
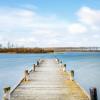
[24,70,29,81]
[90,87,98,100]
[70,70,74,81]
[3,86,11,100]
[33,64,35,71]
[56,58,59,63]
[63,64,66,72]
[38,59,42,64]
[60,60,62,64]
[37,60,39,66]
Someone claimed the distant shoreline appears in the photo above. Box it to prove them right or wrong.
[0,47,100,54]
[0,48,54,53]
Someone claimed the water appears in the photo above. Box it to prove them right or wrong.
[0,52,100,99]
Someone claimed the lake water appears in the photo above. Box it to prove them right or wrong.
[0,52,100,99]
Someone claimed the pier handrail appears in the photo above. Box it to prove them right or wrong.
[76,82,90,100]
[10,67,32,94]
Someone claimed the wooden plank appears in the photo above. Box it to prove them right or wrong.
[10,59,89,100]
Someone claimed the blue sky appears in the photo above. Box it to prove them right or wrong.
[0,0,100,47]
[0,0,99,20]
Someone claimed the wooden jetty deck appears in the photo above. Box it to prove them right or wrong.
[10,59,89,100]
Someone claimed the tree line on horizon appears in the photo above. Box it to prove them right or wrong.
[0,48,54,53]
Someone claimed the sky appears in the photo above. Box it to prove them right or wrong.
[0,0,100,47]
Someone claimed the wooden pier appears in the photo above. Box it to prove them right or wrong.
[10,59,89,100]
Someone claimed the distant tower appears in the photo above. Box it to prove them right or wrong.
[0,44,2,48]
[7,42,11,48]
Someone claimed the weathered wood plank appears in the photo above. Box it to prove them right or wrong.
[10,59,89,100]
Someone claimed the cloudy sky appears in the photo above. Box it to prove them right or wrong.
[0,0,100,47]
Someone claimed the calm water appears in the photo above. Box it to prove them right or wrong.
[0,52,100,99]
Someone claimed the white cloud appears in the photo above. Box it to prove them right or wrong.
[0,6,100,47]
[68,23,87,34]
[0,36,3,42]
[76,6,100,26]
[0,7,68,47]
[93,34,100,39]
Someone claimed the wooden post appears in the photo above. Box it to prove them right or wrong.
[24,70,29,81]
[38,59,41,64]
[70,70,74,81]
[33,64,35,71]
[57,59,59,63]
[60,60,62,63]
[56,58,59,63]
[90,87,98,100]
[3,86,11,100]
[37,60,39,67]
[63,64,66,72]
[56,59,61,64]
